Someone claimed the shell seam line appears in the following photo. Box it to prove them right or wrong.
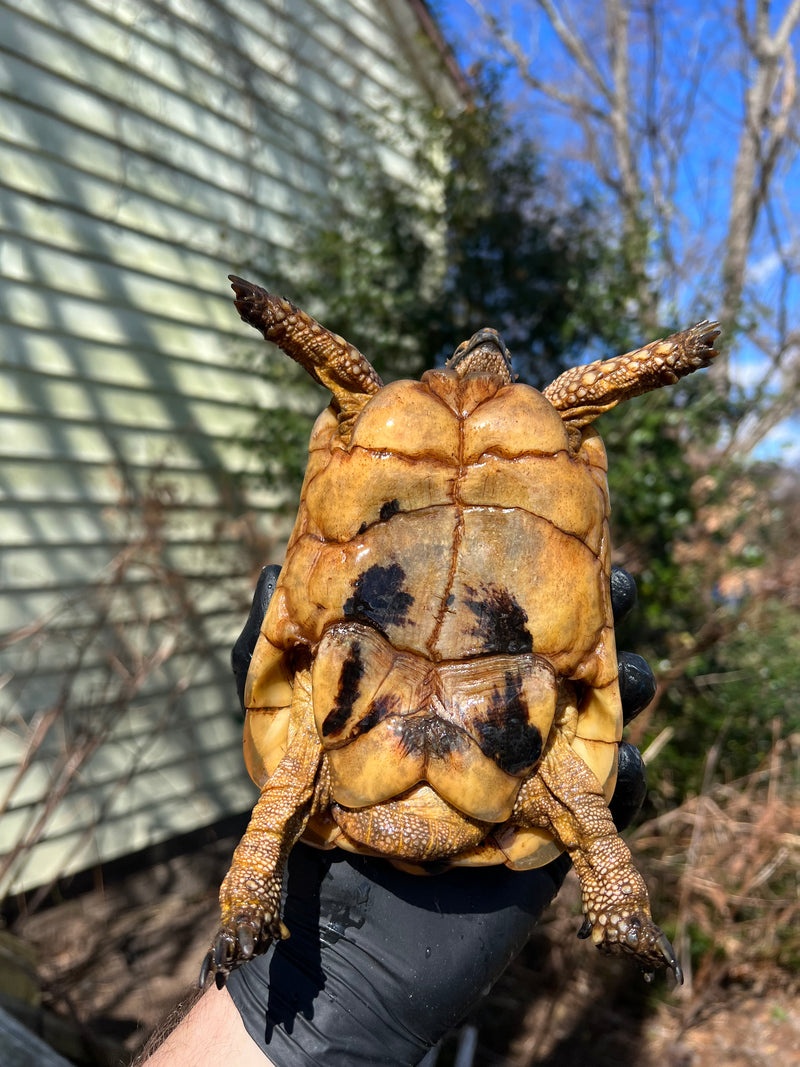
[300,504,603,558]
[426,412,466,656]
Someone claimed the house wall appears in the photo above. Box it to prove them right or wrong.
[0,0,462,896]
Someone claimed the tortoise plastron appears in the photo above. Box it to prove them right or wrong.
[201,275,719,987]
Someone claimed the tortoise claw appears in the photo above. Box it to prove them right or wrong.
[237,924,256,960]
[197,941,233,990]
[198,950,213,989]
[198,914,287,988]
[214,931,234,970]
[576,917,593,940]
[587,910,683,984]
[656,931,684,986]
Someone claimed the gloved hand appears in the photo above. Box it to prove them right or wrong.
[219,566,655,1066]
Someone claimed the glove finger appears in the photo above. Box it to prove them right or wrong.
[618,651,657,724]
[608,741,647,830]
[231,564,281,710]
[610,565,637,624]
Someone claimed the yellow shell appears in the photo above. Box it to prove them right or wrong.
[244,367,621,871]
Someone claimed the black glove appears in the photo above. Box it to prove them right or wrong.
[231,564,281,710]
[223,566,654,1066]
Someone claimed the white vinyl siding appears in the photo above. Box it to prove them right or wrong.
[0,0,461,895]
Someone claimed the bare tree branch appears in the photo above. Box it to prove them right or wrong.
[719,0,800,391]
[466,0,800,440]
[466,0,610,119]
[533,0,613,101]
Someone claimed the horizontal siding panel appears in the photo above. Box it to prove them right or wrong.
[1,0,421,201]
[0,114,298,262]
[1,237,239,329]
[0,187,266,303]
[0,356,273,427]
[0,322,289,405]
[0,413,268,470]
[2,780,253,893]
[2,746,254,840]
[0,533,283,633]
[4,633,248,690]
[78,0,431,104]
[57,0,409,146]
[4,619,242,679]
[3,542,263,589]
[0,499,289,539]
[0,131,280,266]
[0,457,282,509]
[0,675,257,893]
[0,501,291,552]
[0,275,214,354]
[0,579,258,621]
[1,767,258,894]
[0,43,325,207]
[1,558,269,601]
[3,673,241,764]
[2,360,266,434]
[0,277,262,361]
[7,712,251,808]
[3,375,255,434]
[0,586,220,636]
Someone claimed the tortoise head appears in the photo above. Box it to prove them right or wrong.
[446,328,514,384]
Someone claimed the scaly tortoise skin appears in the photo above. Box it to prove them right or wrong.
[202,275,719,987]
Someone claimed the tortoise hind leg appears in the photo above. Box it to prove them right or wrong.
[513,735,682,982]
[201,669,327,987]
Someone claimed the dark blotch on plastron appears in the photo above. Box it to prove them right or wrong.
[379,499,401,522]
[322,643,365,737]
[351,693,400,738]
[355,500,399,535]
[343,563,414,632]
[400,716,466,760]
[465,585,533,655]
[474,670,542,775]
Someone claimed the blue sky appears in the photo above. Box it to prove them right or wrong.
[433,1,800,463]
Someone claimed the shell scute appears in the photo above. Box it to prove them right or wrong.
[303,447,457,542]
[273,507,457,654]
[458,450,607,550]
[431,507,608,673]
[462,383,570,464]
[578,425,610,473]
[419,367,505,417]
[347,378,460,462]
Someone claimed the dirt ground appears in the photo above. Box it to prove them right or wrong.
[4,820,798,1067]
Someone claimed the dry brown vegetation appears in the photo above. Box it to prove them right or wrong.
[2,731,796,1066]
[463,735,799,1065]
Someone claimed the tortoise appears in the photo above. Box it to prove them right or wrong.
[202,275,719,987]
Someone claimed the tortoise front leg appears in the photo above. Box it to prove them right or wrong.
[200,669,327,987]
[513,735,682,982]
[544,320,720,427]
[228,275,383,437]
